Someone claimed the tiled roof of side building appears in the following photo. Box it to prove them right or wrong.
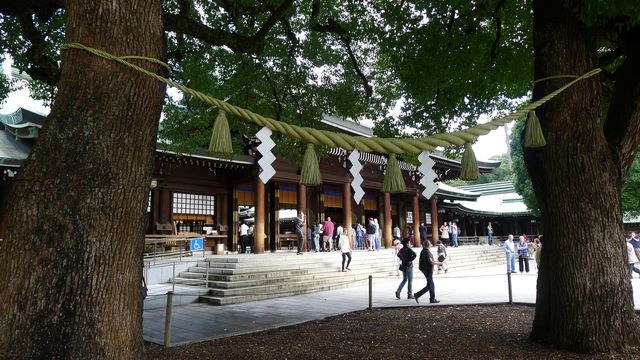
[321,114,374,138]
[443,181,532,216]
[0,107,47,128]
[457,181,516,195]
[0,129,32,166]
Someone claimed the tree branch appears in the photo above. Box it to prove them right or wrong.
[280,18,298,57]
[0,0,63,21]
[262,68,283,120]
[165,0,293,55]
[489,0,507,66]
[16,12,60,85]
[309,0,372,98]
[164,13,265,54]
[253,0,294,41]
[341,36,373,98]
[0,1,63,85]
[604,28,640,178]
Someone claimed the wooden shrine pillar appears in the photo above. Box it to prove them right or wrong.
[274,186,280,252]
[150,189,159,233]
[217,192,228,229]
[413,194,421,247]
[254,178,265,254]
[473,218,478,236]
[268,183,277,252]
[384,193,392,248]
[154,188,173,234]
[298,183,307,252]
[430,196,439,244]
[319,189,325,225]
[229,186,238,252]
[343,182,353,243]
[399,200,406,238]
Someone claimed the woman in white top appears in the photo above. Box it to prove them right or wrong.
[440,222,450,246]
[338,231,352,272]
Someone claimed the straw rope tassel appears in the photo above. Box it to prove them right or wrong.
[382,154,406,193]
[208,109,233,154]
[524,111,547,148]
[300,144,322,186]
[460,143,480,180]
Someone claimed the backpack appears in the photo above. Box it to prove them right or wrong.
[367,222,376,235]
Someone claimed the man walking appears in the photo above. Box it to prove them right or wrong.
[415,240,443,304]
[338,228,352,272]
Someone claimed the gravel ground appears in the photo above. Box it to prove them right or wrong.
[145,304,640,359]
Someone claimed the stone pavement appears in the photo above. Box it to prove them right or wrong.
[143,264,640,346]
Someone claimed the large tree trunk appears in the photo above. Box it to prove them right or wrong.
[0,1,165,358]
[527,1,639,352]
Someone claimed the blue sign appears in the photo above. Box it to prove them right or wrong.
[190,237,204,251]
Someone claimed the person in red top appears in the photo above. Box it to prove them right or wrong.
[322,216,335,251]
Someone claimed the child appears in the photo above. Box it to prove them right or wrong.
[437,241,448,273]
[393,239,403,276]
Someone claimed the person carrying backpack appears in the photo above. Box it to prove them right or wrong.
[366,218,376,251]
[395,238,416,300]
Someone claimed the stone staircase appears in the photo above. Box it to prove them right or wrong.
[170,245,506,305]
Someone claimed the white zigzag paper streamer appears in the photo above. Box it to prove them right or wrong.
[348,149,364,204]
[256,127,276,184]
[418,151,439,199]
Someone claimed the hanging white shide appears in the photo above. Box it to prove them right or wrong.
[418,151,439,199]
[349,149,364,204]
[256,127,276,184]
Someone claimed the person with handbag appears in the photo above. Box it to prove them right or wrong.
[440,222,450,247]
[437,241,448,273]
[395,238,416,300]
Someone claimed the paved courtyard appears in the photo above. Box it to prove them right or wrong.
[143,264,640,346]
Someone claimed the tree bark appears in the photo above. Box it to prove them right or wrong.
[0,0,166,359]
[527,0,639,352]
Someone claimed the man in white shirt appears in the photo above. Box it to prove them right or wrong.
[393,225,401,241]
[504,234,516,273]
[239,221,249,254]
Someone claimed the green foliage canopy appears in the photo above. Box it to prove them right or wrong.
[3,1,640,165]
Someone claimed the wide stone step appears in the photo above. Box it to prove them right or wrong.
[198,253,397,268]
[201,273,396,303]
[196,249,503,269]
[190,256,393,273]
[206,264,398,289]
